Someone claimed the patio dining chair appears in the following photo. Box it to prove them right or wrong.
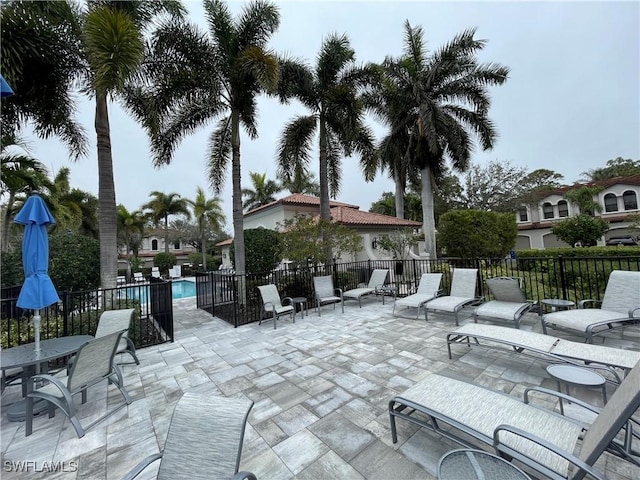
[313,275,344,316]
[541,270,640,342]
[393,273,443,319]
[257,284,294,329]
[123,392,256,480]
[422,268,480,326]
[473,276,537,329]
[133,272,145,284]
[343,269,389,307]
[95,308,139,365]
[28,330,133,438]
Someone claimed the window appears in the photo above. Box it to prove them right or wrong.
[517,207,528,222]
[557,200,569,217]
[604,193,618,212]
[542,202,554,219]
[623,190,638,210]
[151,239,158,251]
[174,240,180,250]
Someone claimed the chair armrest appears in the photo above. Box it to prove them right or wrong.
[579,299,600,309]
[29,373,74,407]
[282,296,293,306]
[335,288,343,296]
[524,386,600,418]
[121,453,163,480]
[628,306,640,317]
[231,472,257,480]
[493,424,606,480]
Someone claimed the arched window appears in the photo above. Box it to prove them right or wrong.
[542,202,554,219]
[151,239,158,251]
[557,200,569,217]
[517,206,528,222]
[604,193,618,212]
[174,240,180,250]
[623,190,638,210]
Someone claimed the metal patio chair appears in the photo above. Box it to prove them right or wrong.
[393,273,443,319]
[422,268,480,326]
[473,276,537,329]
[257,284,294,329]
[313,275,344,316]
[343,269,389,307]
[95,308,139,365]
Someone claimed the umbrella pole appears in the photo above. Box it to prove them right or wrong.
[33,310,41,352]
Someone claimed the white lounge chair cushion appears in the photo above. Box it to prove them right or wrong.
[396,293,437,308]
[398,374,584,476]
[475,300,531,321]
[425,296,474,313]
[543,309,629,333]
[343,287,374,299]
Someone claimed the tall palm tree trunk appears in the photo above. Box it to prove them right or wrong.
[318,116,334,266]
[420,165,437,259]
[95,94,118,288]
[394,170,405,219]
[231,109,245,276]
[201,231,207,270]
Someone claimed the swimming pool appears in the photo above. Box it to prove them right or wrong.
[124,279,196,302]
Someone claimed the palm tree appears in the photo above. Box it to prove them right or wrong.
[0,134,50,251]
[117,205,146,280]
[125,0,280,278]
[381,22,509,258]
[242,172,281,211]
[143,191,191,253]
[279,170,320,196]
[276,34,376,226]
[565,186,604,216]
[188,187,226,270]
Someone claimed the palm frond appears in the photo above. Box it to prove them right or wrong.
[324,132,342,198]
[317,33,355,89]
[275,56,316,107]
[276,115,316,180]
[207,117,232,194]
[237,0,280,49]
[237,45,280,92]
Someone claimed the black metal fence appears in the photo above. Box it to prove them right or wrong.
[196,256,640,327]
[1,279,174,349]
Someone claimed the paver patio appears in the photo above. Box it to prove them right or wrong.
[2,296,639,479]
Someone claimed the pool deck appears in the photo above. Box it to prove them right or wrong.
[1,297,639,479]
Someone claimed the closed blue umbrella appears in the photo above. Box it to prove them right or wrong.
[1,74,14,97]
[15,195,60,352]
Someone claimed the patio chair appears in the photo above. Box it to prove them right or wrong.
[28,330,133,438]
[151,267,161,278]
[343,269,389,307]
[422,268,480,326]
[393,273,443,319]
[447,323,640,383]
[389,358,640,480]
[313,275,344,316]
[123,392,256,480]
[541,270,640,342]
[95,308,139,365]
[257,284,294,329]
[117,275,127,286]
[133,272,145,284]
[473,276,537,329]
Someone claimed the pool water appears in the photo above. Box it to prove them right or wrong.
[125,279,196,302]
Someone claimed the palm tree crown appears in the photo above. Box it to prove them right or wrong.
[242,172,282,211]
[188,186,226,270]
[143,191,191,253]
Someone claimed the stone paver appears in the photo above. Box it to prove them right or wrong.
[1,296,639,480]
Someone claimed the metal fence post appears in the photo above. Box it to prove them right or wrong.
[62,291,69,337]
[558,255,568,300]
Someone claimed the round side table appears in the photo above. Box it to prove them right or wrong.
[546,363,607,415]
[291,297,308,319]
[540,298,575,316]
[438,449,531,480]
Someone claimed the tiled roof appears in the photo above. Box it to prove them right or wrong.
[244,193,359,216]
[532,175,640,199]
[329,206,422,227]
[216,238,233,247]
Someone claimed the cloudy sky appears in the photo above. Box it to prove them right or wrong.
[24,0,640,231]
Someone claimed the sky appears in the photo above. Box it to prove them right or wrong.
[21,0,640,232]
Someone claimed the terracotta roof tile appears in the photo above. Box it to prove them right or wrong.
[245,194,359,216]
[329,206,422,227]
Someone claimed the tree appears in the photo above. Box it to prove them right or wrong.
[117,205,146,279]
[514,169,564,207]
[230,228,282,274]
[370,191,423,221]
[242,172,281,211]
[458,160,527,212]
[581,157,640,181]
[188,186,226,271]
[438,210,517,258]
[565,186,604,216]
[126,0,280,281]
[276,33,376,262]
[143,191,191,253]
[279,170,320,196]
[375,228,418,260]
[278,215,361,267]
[551,215,609,247]
[379,22,509,258]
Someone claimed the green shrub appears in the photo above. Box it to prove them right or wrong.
[231,228,282,274]
[154,252,177,276]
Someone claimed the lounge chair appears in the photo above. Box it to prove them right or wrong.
[473,276,537,329]
[447,323,640,383]
[95,308,139,365]
[28,330,133,438]
[151,267,161,278]
[117,275,127,286]
[133,272,145,284]
[393,273,443,319]
[422,268,480,326]
[169,265,181,278]
[343,269,389,308]
[257,284,294,329]
[389,359,640,480]
[541,270,640,342]
[123,392,256,480]
[313,275,344,316]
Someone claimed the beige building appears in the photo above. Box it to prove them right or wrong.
[515,175,640,249]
